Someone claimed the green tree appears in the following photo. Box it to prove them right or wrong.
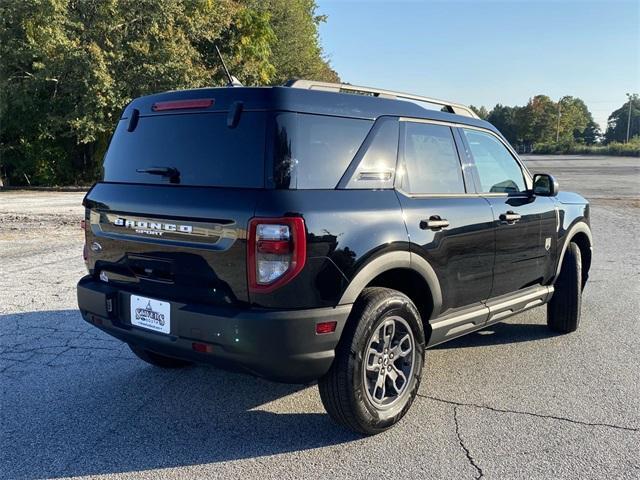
[556,96,592,143]
[255,0,339,84]
[605,94,640,143]
[486,96,599,148]
[0,0,339,186]
[469,105,489,120]
[487,104,519,144]
[516,95,558,144]
[582,120,601,145]
[511,95,597,145]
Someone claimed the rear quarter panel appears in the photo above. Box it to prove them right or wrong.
[252,190,408,308]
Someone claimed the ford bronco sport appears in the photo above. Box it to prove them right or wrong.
[77,80,592,434]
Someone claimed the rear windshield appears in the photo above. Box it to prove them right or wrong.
[103,112,266,188]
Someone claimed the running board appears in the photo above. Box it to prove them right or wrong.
[427,285,554,348]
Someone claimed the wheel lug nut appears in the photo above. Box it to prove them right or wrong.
[390,353,394,359]
[387,365,392,371]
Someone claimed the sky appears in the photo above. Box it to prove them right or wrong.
[317,0,640,131]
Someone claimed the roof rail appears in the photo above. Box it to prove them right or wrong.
[286,79,479,119]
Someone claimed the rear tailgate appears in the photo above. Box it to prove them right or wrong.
[84,93,268,306]
[84,183,257,305]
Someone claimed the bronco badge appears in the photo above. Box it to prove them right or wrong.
[113,217,193,236]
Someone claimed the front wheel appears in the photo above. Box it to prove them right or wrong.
[547,242,582,333]
[318,287,425,435]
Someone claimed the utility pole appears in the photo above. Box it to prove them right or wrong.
[626,93,632,143]
[556,98,562,143]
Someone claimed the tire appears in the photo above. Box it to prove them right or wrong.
[318,287,425,435]
[547,241,582,333]
[128,344,193,369]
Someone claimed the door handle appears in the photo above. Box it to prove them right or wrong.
[499,211,522,224]
[420,216,450,231]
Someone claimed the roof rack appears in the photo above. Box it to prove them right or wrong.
[286,79,479,119]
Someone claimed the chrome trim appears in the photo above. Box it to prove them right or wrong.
[89,210,238,251]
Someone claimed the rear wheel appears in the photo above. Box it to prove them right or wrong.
[128,344,193,369]
[547,242,582,333]
[318,287,425,435]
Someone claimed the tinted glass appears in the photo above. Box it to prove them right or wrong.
[273,113,372,189]
[463,129,526,193]
[346,117,399,189]
[399,122,465,194]
[103,112,266,187]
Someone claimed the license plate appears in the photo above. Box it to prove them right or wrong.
[130,295,171,334]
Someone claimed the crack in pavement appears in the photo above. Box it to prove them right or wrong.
[454,405,484,479]
[0,323,129,373]
[418,394,639,433]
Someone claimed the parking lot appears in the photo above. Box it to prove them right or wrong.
[1,155,638,479]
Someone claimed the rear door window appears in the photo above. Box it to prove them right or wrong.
[273,113,372,189]
[398,122,466,194]
[103,112,266,187]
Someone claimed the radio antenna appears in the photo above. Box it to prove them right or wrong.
[215,45,242,87]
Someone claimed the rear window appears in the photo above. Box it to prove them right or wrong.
[272,113,373,189]
[103,112,266,188]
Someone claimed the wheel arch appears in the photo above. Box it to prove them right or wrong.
[556,221,592,288]
[338,251,443,324]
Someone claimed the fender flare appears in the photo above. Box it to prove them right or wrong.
[555,221,593,279]
[338,251,443,319]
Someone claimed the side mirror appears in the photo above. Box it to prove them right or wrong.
[532,173,559,197]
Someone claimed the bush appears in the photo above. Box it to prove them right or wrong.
[532,138,639,157]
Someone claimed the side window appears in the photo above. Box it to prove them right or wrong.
[462,129,526,194]
[345,117,399,189]
[273,113,372,189]
[398,122,465,194]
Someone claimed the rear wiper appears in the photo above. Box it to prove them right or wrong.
[136,167,180,184]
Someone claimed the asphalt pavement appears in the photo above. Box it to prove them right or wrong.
[1,155,638,479]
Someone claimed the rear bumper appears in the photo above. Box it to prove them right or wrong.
[77,277,351,383]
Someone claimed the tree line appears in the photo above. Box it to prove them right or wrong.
[0,0,338,186]
[1,1,638,187]
[469,94,640,152]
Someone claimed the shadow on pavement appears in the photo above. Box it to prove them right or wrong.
[1,309,559,479]
[0,310,360,479]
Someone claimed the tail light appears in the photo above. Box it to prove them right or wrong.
[247,217,306,293]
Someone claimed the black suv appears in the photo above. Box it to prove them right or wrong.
[77,80,592,434]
